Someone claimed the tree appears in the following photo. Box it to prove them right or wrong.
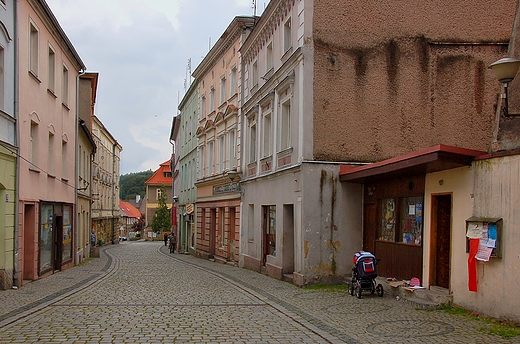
[151,185,171,233]
[119,170,153,201]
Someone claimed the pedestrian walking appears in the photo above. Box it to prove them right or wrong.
[169,232,177,253]
[163,232,168,246]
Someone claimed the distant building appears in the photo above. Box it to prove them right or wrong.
[119,200,142,237]
[144,159,173,237]
[91,116,122,245]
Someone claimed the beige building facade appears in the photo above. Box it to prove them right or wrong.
[0,0,17,290]
[91,115,121,246]
[193,17,256,264]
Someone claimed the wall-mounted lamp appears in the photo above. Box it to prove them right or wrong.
[173,195,179,203]
[488,57,520,117]
[227,168,238,182]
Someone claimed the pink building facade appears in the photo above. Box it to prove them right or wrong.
[17,0,85,285]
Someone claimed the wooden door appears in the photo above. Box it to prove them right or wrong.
[430,194,451,288]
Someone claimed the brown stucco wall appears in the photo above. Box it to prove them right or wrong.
[312,0,517,162]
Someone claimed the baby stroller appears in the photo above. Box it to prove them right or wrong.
[349,251,384,298]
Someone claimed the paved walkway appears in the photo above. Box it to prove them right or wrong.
[0,241,517,343]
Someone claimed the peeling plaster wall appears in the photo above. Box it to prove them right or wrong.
[312,0,516,163]
[300,163,362,284]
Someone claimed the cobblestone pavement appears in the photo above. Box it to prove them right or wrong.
[0,241,518,343]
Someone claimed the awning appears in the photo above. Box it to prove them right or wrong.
[339,144,486,183]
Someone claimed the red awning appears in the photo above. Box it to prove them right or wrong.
[339,145,486,183]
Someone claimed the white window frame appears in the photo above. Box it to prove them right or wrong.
[283,18,292,53]
[29,21,39,75]
[262,112,272,158]
[280,99,291,150]
[220,76,226,105]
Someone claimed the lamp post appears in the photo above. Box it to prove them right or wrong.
[488,57,520,117]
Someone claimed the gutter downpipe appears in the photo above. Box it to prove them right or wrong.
[75,69,86,264]
[13,0,20,288]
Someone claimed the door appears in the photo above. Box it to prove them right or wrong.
[54,216,63,270]
[430,194,452,288]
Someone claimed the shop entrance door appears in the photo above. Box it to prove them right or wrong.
[54,216,63,271]
[430,194,452,289]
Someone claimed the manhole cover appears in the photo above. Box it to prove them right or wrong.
[367,320,454,337]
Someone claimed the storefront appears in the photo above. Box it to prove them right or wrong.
[39,203,74,276]
[340,145,484,282]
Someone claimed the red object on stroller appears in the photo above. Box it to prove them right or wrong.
[349,251,384,298]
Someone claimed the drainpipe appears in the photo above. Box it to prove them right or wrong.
[13,0,20,288]
[75,69,86,263]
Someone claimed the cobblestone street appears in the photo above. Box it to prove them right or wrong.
[0,241,517,343]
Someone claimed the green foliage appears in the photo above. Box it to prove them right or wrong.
[437,304,520,339]
[151,185,172,233]
[119,170,153,201]
[304,284,349,292]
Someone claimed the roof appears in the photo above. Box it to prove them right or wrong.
[119,200,141,219]
[339,145,486,183]
[145,159,173,185]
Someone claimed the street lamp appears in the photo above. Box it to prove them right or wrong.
[489,57,520,117]
[227,168,238,182]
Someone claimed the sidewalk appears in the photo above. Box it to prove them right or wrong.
[0,245,113,326]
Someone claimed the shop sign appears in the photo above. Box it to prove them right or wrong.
[213,182,240,195]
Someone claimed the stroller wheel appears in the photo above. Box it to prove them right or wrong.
[356,285,362,299]
[376,284,384,297]
[348,282,354,296]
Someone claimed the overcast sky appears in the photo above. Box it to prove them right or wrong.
[45,0,267,175]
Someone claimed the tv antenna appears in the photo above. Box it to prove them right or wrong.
[252,0,256,16]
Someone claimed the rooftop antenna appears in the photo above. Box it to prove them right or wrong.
[187,58,192,87]
[252,0,256,16]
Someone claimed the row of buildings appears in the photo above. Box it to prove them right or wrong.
[0,0,122,289]
[171,0,520,322]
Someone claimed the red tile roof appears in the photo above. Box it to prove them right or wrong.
[119,200,142,219]
[145,159,173,185]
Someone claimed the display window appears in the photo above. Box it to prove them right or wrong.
[379,196,423,245]
[39,203,54,274]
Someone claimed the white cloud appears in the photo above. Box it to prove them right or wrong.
[46,0,267,174]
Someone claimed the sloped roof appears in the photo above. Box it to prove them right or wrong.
[119,200,142,219]
[145,159,173,185]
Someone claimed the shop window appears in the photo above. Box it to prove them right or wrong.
[379,196,423,245]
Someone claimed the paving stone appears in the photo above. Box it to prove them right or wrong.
[0,241,516,343]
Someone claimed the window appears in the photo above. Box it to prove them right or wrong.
[30,22,39,75]
[218,135,225,173]
[62,64,69,106]
[208,141,214,175]
[263,113,271,157]
[30,121,39,168]
[210,87,215,112]
[219,207,225,246]
[280,100,291,150]
[199,145,205,178]
[248,204,254,241]
[201,95,206,119]
[156,188,162,200]
[284,18,292,53]
[263,205,276,256]
[48,132,55,176]
[48,46,55,92]
[379,196,423,245]
[220,76,226,104]
[61,140,68,180]
[266,42,273,71]
[250,122,256,162]
[229,67,237,96]
[228,130,236,169]
[252,61,258,87]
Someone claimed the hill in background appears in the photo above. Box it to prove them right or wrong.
[119,170,153,201]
